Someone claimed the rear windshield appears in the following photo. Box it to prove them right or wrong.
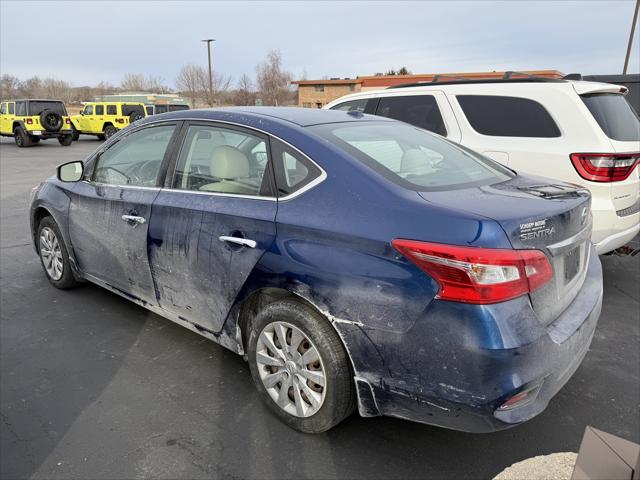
[27,101,67,116]
[581,93,640,142]
[310,122,513,191]
[121,104,145,116]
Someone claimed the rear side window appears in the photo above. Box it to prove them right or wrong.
[121,104,145,116]
[169,105,189,112]
[16,102,26,116]
[107,105,117,115]
[270,138,322,197]
[375,95,447,136]
[311,122,512,191]
[457,95,561,138]
[581,94,640,142]
[330,99,368,113]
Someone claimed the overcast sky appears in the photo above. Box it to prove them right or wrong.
[1,0,638,88]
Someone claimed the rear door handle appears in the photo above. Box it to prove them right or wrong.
[121,214,146,224]
[219,236,256,248]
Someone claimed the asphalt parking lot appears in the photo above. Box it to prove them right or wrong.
[1,137,638,480]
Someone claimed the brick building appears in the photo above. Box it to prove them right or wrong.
[292,70,565,108]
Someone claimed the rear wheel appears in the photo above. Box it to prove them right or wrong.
[37,216,77,289]
[71,126,80,141]
[96,134,106,141]
[13,127,31,147]
[103,125,117,139]
[247,299,356,433]
[58,135,73,146]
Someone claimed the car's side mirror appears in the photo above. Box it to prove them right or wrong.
[57,161,84,182]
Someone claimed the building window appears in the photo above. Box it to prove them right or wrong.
[315,102,323,108]
[314,85,324,92]
[302,102,312,108]
[349,84,356,92]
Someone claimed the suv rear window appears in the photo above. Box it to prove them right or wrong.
[457,95,561,138]
[27,101,67,116]
[581,93,640,142]
[310,122,513,191]
[376,95,447,136]
[121,105,145,116]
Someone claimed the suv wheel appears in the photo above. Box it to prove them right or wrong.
[247,299,356,433]
[37,216,77,289]
[58,135,73,146]
[71,126,80,141]
[103,125,117,139]
[13,127,31,148]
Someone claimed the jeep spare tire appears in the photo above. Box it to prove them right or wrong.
[40,110,63,132]
[129,111,144,123]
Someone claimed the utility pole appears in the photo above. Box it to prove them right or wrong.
[202,38,215,106]
[623,0,639,74]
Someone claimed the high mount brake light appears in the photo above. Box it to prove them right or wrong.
[391,240,553,304]
[571,153,640,183]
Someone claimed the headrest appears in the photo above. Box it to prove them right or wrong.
[210,145,250,179]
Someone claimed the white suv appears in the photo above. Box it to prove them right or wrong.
[324,77,640,254]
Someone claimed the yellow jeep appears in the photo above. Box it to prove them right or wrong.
[0,99,73,147]
[70,102,147,140]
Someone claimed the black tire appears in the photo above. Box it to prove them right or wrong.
[103,125,117,139]
[71,126,80,141]
[129,111,144,123]
[37,216,77,289]
[247,299,356,433]
[96,134,106,141]
[40,110,63,132]
[13,126,31,147]
[58,135,73,146]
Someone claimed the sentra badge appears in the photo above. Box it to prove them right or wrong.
[519,219,556,241]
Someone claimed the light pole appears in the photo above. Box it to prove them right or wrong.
[623,0,639,74]
[202,38,215,106]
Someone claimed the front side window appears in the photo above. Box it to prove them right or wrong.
[83,105,94,115]
[93,125,176,187]
[106,105,117,115]
[376,95,447,136]
[457,95,561,138]
[310,122,513,191]
[581,93,640,142]
[330,99,368,113]
[173,124,272,197]
[271,138,322,197]
[0,103,6,114]
[95,105,104,115]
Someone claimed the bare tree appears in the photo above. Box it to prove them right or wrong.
[255,50,293,106]
[232,74,256,106]
[175,64,208,107]
[0,74,21,98]
[42,78,73,103]
[121,73,170,93]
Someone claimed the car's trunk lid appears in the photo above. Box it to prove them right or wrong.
[419,174,592,326]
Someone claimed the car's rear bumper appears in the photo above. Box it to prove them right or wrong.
[28,129,73,138]
[593,217,639,254]
[339,245,603,432]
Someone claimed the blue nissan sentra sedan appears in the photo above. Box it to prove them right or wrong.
[30,107,603,433]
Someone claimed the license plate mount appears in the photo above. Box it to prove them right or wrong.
[564,246,580,282]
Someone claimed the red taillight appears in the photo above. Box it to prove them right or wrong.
[391,240,553,304]
[26,118,33,124]
[570,153,640,182]
[65,117,70,124]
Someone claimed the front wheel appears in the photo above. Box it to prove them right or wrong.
[58,135,73,146]
[37,216,77,289]
[247,299,356,433]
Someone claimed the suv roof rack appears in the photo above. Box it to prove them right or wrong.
[387,72,566,89]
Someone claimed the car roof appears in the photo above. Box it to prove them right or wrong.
[147,106,393,127]
[8,99,64,103]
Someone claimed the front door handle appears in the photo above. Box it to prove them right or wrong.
[121,214,146,225]
[219,236,256,248]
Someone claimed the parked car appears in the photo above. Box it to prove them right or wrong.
[324,76,640,254]
[0,99,73,147]
[70,102,147,140]
[30,107,602,433]
[145,104,190,116]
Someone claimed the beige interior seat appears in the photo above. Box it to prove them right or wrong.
[200,145,258,195]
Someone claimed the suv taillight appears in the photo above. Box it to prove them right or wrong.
[26,118,33,124]
[391,240,553,304]
[116,118,125,124]
[570,153,640,182]
[65,118,70,124]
